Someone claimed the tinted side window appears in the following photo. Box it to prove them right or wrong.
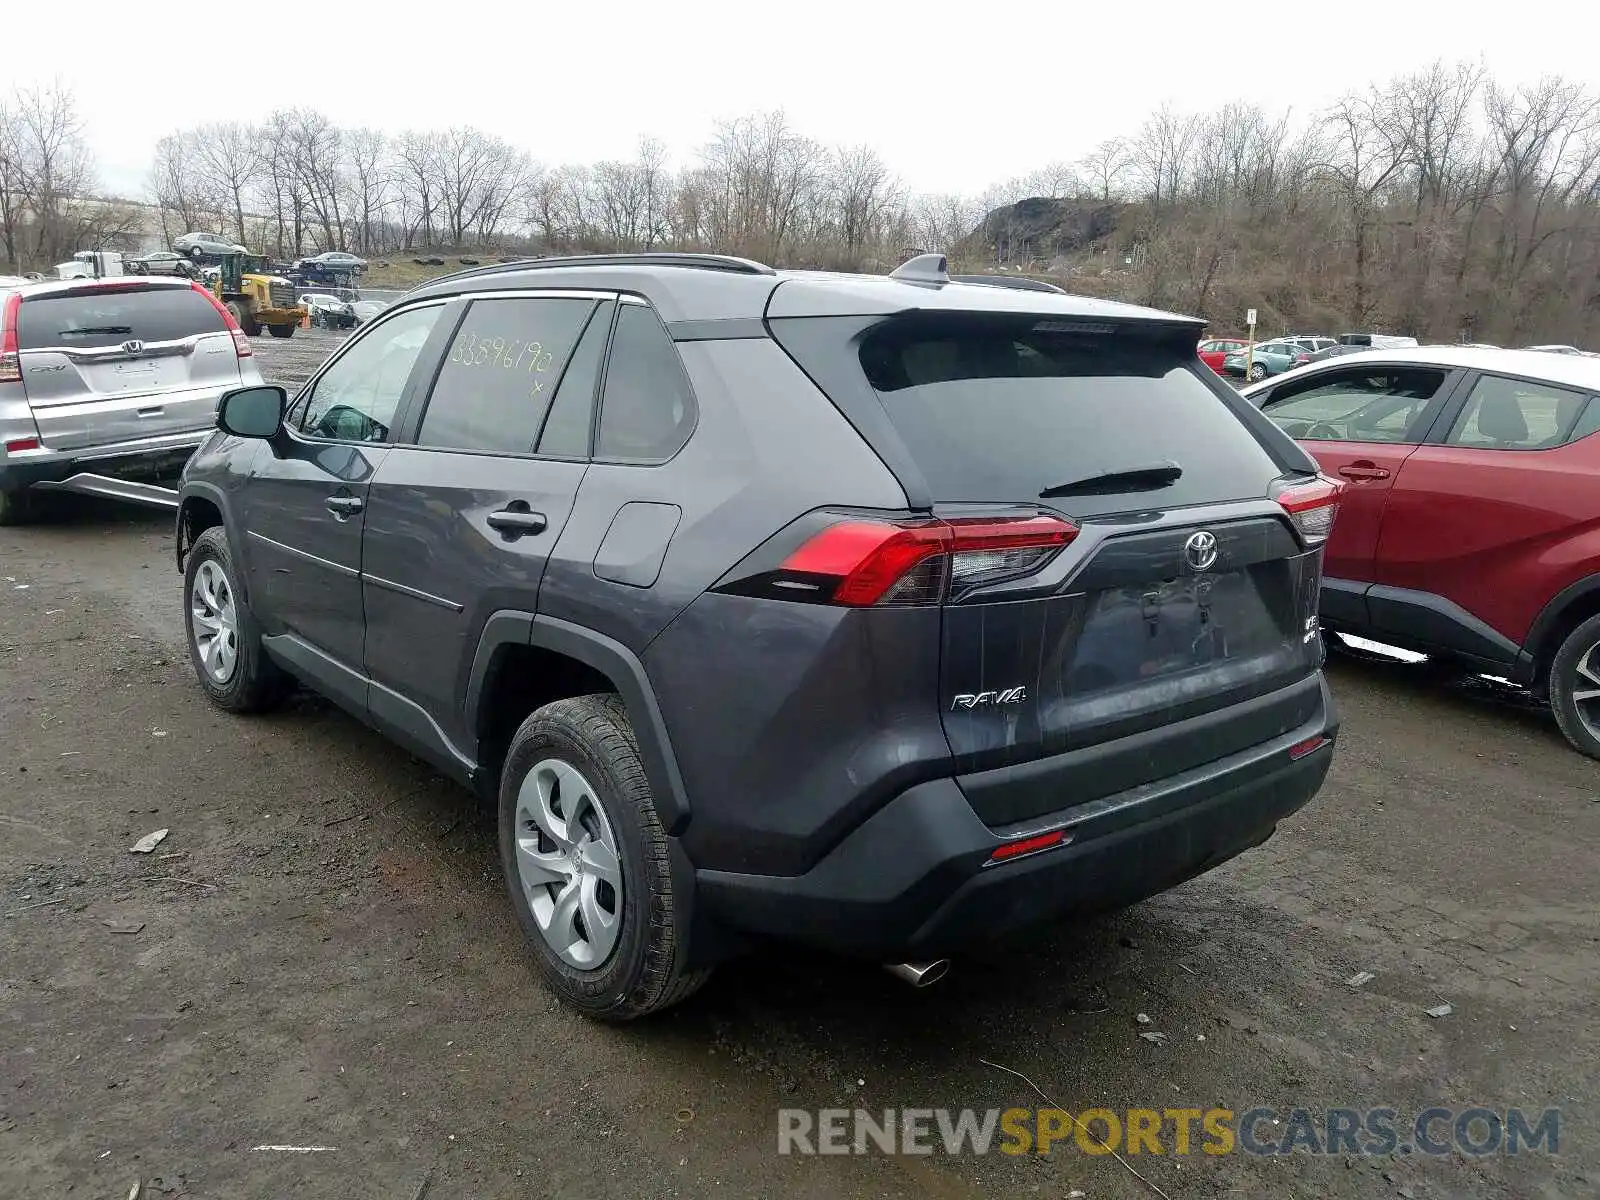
[416,297,595,454]
[1263,367,1447,443]
[1445,374,1592,450]
[301,304,441,443]
[536,301,613,458]
[16,287,227,349]
[594,303,697,463]
[1569,395,1600,444]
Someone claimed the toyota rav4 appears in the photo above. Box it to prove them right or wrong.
[175,252,1341,1019]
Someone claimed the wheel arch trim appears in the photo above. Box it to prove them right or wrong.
[1519,572,1600,683]
[464,611,691,834]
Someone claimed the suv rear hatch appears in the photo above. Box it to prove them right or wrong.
[11,282,246,450]
[768,302,1336,829]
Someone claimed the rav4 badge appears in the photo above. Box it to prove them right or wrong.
[951,686,1028,710]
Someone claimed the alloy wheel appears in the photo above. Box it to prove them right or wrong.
[190,559,240,684]
[1570,639,1600,742]
[514,759,624,970]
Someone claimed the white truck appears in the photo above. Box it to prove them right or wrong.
[53,250,126,280]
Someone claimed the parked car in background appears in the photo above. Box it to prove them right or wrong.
[1198,337,1248,373]
[173,232,247,260]
[298,292,357,329]
[1305,345,1362,364]
[351,298,388,325]
[301,251,367,272]
[127,251,197,278]
[173,252,1339,1018]
[1284,335,1339,354]
[1243,345,1600,759]
[0,276,260,524]
[1223,338,1313,381]
[1337,332,1419,349]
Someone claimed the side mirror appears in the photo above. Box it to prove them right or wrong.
[217,384,286,439]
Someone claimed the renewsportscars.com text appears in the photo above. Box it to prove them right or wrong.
[777,1106,1560,1157]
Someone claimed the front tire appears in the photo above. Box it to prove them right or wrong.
[1247,362,1268,382]
[182,526,288,713]
[1548,614,1600,760]
[499,694,709,1020]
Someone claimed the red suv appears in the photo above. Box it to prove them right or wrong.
[1245,346,1600,758]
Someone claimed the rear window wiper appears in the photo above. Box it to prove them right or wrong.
[60,326,135,336]
[1039,462,1183,498]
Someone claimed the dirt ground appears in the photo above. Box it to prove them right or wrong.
[1,334,1596,1199]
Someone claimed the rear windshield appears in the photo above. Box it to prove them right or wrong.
[851,314,1282,512]
[16,287,227,350]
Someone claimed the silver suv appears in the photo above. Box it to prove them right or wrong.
[0,276,261,523]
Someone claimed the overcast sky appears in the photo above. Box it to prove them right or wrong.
[13,0,1597,200]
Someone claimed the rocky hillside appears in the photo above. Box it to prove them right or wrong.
[955,197,1126,269]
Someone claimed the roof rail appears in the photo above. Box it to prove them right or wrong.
[950,273,1067,295]
[415,252,776,289]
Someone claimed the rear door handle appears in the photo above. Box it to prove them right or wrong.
[1338,464,1390,481]
[487,509,548,535]
[326,494,364,517]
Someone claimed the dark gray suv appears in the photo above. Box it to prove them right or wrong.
[175,252,1342,1019]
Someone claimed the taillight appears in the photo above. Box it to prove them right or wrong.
[1273,475,1343,546]
[191,281,251,357]
[725,513,1079,607]
[0,292,20,384]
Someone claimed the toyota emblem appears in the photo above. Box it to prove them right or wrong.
[1185,531,1219,572]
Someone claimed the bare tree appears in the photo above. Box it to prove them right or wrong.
[0,98,23,269]
[192,122,262,244]
[11,81,97,263]
[1079,137,1131,202]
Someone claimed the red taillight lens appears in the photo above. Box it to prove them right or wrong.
[0,291,21,384]
[5,436,40,454]
[776,514,1079,607]
[191,281,251,357]
[1288,734,1331,760]
[1273,475,1343,547]
[986,828,1069,865]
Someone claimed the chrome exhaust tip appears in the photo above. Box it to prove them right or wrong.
[884,959,951,988]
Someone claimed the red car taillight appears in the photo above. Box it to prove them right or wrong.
[1273,475,1343,547]
[728,513,1079,607]
[190,281,252,357]
[0,291,21,384]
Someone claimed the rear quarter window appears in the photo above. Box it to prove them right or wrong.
[16,287,226,349]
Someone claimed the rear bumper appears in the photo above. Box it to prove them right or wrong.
[0,429,208,492]
[696,676,1338,959]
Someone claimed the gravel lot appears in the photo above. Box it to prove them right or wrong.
[1,331,1596,1199]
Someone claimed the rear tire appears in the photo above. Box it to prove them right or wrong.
[1548,614,1600,760]
[182,526,289,713]
[268,323,295,339]
[499,694,710,1020]
[0,488,41,526]
[1247,362,1268,382]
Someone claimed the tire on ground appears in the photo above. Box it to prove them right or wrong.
[499,694,710,1020]
[182,525,289,713]
[268,323,295,339]
[0,488,42,526]
[1547,612,1600,760]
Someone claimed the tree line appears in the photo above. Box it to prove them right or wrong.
[4,63,1599,345]
[976,61,1600,344]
